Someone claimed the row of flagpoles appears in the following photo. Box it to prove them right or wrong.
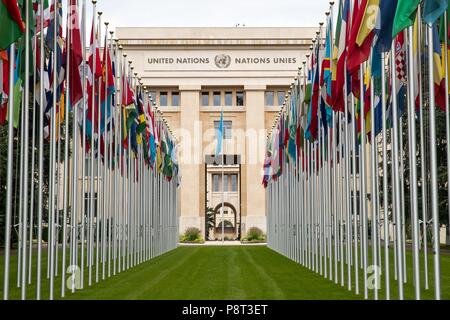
[1,0,180,300]
[265,0,450,300]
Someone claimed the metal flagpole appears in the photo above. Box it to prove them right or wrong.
[359,64,368,299]
[426,22,441,300]
[80,0,87,289]
[444,9,450,268]
[391,39,404,299]
[88,0,97,287]
[417,7,429,290]
[21,0,31,299]
[406,25,421,300]
[381,53,390,300]
[60,0,68,296]
[36,2,45,297]
[3,43,16,301]
[369,55,378,300]
[351,93,359,295]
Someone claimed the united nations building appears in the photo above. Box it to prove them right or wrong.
[116,27,315,240]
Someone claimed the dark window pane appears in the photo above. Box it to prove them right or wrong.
[172,92,180,106]
[277,91,285,106]
[213,91,221,106]
[214,120,232,140]
[160,92,168,106]
[202,92,209,106]
[231,174,237,192]
[265,91,274,106]
[148,91,156,104]
[236,91,244,106]
[213,174,220,192]
[225,91,232,106]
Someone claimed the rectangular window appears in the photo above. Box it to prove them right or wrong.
[265,91,274,106]
[236,91,244,106]
[214,120,232,140]
[213,174,220,192]
[231,174,237,192]
[277,91,285,106]
[171,92,180,107]
[202,92,209,106]
[213,91,221,106]
[148,91,156,104]
[225,91,233,106]
[223,174,229,192]
[85,156,98,177]
[160,92,168,106]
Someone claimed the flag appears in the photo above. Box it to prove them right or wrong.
[12,48,22,128]
[374,0,398,53]
[431,24,447,110]
[99,34,115,134]
[305,43,319,141]
[331,0,349,112]
[392,0,420,37]
[423,0,448,25]
[0,0,25,50]
[65,0,83,108]
[33,0,50,33]
[215,109,223,156]
[347,0,379,74]
[0,49,9,124]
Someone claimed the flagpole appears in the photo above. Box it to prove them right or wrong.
[380,52,390,300]
[417,7,429,290]
[444,8,450,257]
[426,22,441,301]
[406,25,421,300]
[36,0,45,297]
[21,0,31,300]
[80,0,87,289]
[88,0,97,287]
[351,93,359,295]
[369,51,378,300]
[390,38,404,299]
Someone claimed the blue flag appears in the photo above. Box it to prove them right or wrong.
[215,110,223,156]
[424,0,448,24]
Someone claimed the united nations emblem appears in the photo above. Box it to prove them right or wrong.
[214,54,231,69]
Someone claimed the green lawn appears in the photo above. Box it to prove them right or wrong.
[1,245,448,300]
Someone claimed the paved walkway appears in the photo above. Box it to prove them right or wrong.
[179,241,267,246]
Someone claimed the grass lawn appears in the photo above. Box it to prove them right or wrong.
[0,245,448,300]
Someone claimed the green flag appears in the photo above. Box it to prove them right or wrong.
[0,0,25,50]
[392,0,420,38]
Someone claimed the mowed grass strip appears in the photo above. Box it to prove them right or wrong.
[61,246,360,300]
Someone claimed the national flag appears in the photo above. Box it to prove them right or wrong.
[305,43,320,141]
[0,0,26,50]
[392,0,420,38]
[347,0,379,75]
[0,49,9,124]
[423,0,448,25]
[65,0,83,108]
[99,34,115,134]
[331,0,349,113]
[374,0,398,53]
[33,0,50,33]
[431,24,447,110]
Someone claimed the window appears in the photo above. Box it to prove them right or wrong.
[171,92,180,106]
[148,91,156,104]
[223,174,229,191]
[225,91,233,106]
[213,174,220,192]
[202,92,209,106]
[236,91,244,106]
[265,91,274,106]
[85,156,98,177]
[213,91,221,106]
[160,92,168,106]
[277,91,285,106]
[214,120,232,139]
[231,174,237,192]
[84,193,98,217]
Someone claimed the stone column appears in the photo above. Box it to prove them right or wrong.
[179,85,202,236]
[244,85,267,234]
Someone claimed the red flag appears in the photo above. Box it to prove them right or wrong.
[66,0,83,107]
[2,0,25,32]
[347,0,375,75]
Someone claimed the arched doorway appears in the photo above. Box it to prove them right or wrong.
[213,202,239,240]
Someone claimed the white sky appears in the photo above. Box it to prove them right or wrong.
[82,0,335,34]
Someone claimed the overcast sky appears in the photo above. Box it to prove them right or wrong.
[85,0,334,33]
